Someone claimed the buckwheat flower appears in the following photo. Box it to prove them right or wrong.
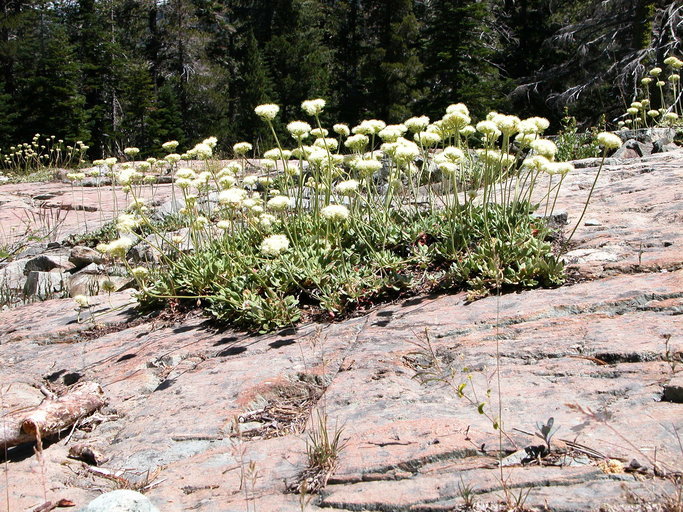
[137,162,151,172]
[287,121,312,139]
[650,67,662,76]
[354,158,382,177]
[74,295,89,308]
[255,104,279,121]
[641,77,653,85]
[446,103,469,116]
[597,132,622,149]
[321,204,349,222]
[218,175,236,189]
[522,154,550,171]
[625,119,633,125]
[555,162,575,175]
[647,110,660,118]
[176,168,196,180]
[66,172,85,181]
[279,163,297,176]
[105,157,117,166]
[335,179,359,195]
[328,125,349,139]
[531,117,550,132]
[242,175,258,187]
[267,195,291,211]
[460,125,476,137]
[378,125,404,143]
[530,139,557,159]
[124,147,140,157]
[313,137,339,151]
[162,140,179,152]
[492,114,520,135]
[307,148,329,165]
[202,136,218,148]
[404,116,430,133]
[310,128,329,138]
[216,220,232,231]
[442,111,471,131]
[261,234,289,257]
[345,134,369,152]
[515,132,536,145]
[627,107,639,115]
[436,146,465,164]
[415,131,441,146]
[642,99,650,108]
[194,171,211,186]
[669,74,680,82]
[218,187,247,207]
[630,101,643,109]
[393,138,420,164]
[106,238,133,258]
[172,235,184,245]
[165,153,181,164]
[354,119,386,135]
[193,216,209,229]
[131,266,150,280]
[117,213,141,233]
[259,213,277,229]
[192,143,213,159]
[438,162,459,175]
[233,142,252,155]
[0,175,8,184]
[664,56,683,69]
[476,120,500,136]
[117,168,142,185]
[664,112,679,121]
[302,98,326,116]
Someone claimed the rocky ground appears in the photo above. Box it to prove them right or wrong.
[0,146,682,511]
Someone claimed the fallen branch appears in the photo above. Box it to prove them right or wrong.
[1,382,106,449]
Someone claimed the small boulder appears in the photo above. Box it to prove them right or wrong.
[69,246,105,269]
[23,271,67,298]
[78,490,159,512]
[24,254,74,273]
[663,377,683,403]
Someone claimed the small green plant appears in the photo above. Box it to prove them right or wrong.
[457,476,477,509]
[534,417,560,454]
[289,410,345,495]
[555,112,601,161]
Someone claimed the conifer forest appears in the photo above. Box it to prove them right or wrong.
[0,0,680,157]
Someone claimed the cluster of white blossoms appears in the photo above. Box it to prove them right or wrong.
[321,204,350,222]
[233,142,252,155]
[96,238,133,258]
[260,234,290,257]
[596,132,622,150]
[301,99,326,116]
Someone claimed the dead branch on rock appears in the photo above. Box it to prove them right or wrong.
[0,381,106,449]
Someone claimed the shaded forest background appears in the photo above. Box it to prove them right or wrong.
[0,0,680,157]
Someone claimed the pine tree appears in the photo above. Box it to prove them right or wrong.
[420,0,505,119]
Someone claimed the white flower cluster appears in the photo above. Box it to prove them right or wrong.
[260,234,290,257]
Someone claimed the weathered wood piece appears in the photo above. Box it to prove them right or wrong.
[1,381,105,449]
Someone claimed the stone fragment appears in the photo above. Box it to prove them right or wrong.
[24,253,74,273]
[69,246,104,268]
[79,490,159,512]
[0,258,29,289]
[584,219,602,226]
[69,274,131,297]
[23,271,67,298]
[662,377,683,403]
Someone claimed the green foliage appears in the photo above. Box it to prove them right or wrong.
[554,113,601,161]
[141,202,563,332]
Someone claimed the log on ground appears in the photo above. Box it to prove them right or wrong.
[1,381,106,449]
